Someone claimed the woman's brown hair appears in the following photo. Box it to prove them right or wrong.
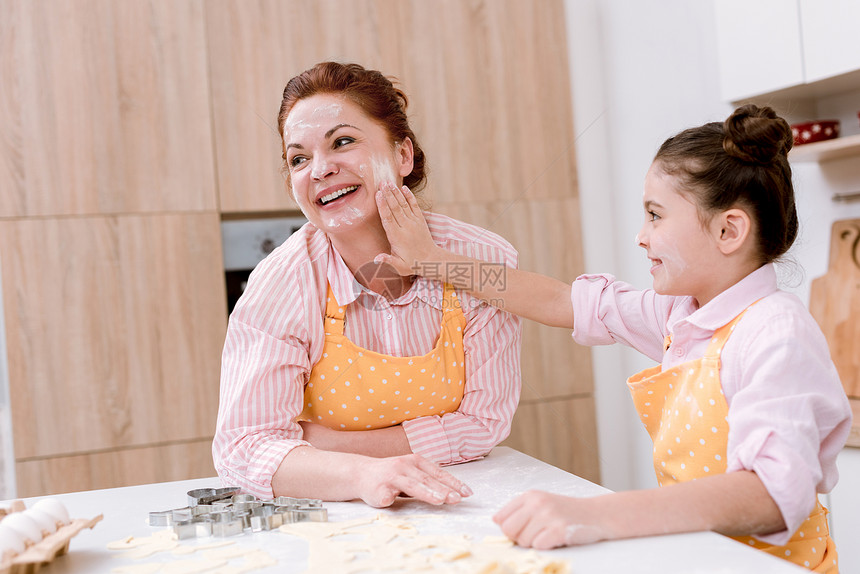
[654,104,797,264]
[278,62,427,192]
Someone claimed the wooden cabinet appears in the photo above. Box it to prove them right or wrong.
[0,214,227,496]
[0,0,216,218]
[0,0,224,496]
[0,0,597,495]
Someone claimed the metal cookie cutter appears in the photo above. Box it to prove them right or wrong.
[187,487,240,507]
[210,509,245,537]
[150,488,328,539]
[174,516,214,540]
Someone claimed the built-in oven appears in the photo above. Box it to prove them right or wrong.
[220,216,307,314]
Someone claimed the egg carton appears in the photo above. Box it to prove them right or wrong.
[0,500,102,574]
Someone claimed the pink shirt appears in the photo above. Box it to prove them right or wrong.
[571,263,852,544]
[213,212,522,499]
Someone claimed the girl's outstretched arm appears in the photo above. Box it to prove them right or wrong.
[493,470,785,549]
[375,183,574,329]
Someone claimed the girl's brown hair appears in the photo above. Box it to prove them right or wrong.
[278,62,427,192]
[654,104,797,264]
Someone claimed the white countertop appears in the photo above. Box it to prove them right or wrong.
[11,447,805,573]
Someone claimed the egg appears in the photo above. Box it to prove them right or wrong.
[0,512,42,544]
[23,508,57,535]
[32,498,70,526]
[0,523,25,557]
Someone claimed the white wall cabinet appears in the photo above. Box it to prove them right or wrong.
[714,0,860,103]
[714,0,803,102]
[800,0,860,83]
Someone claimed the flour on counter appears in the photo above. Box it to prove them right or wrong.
[279,513,570,573]
[107,531,275,574]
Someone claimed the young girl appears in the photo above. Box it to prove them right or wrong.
[373,104,851,572]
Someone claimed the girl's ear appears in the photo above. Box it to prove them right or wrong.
[396,137,415,178]
[715,208,752,256]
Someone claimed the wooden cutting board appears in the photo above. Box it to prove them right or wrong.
[810,218,860,447]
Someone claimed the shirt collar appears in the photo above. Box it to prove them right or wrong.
[325,243,444,310]
[684,263,778,331]
[326,243,360,307]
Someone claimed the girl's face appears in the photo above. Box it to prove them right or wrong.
[282,93,413,236]
[637,164,724,305]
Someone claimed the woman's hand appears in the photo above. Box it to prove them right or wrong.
[356,453,474,508]
[375,182,440,277]
[493,491,616,549]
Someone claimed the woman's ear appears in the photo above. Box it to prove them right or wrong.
[715,208,752,256]
[396,137,415,178]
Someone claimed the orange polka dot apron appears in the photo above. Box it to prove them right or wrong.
[298,282,467,430]
[627,306,838,573]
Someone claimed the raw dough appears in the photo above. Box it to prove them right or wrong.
[172,540,235,556]
[108,530,180,559]
[108,532,275,574]
[279,514,569,573]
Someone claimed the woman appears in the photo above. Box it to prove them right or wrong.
[212,62,522,508]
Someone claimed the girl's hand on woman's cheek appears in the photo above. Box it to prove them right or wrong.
[493,491,615,549]
[375,182,439,276]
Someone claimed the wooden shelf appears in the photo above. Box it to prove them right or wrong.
[789,133,860,163]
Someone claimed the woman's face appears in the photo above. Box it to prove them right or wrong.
[282,93,414,236]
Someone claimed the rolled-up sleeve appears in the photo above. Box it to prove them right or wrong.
[725,308,852,545]
[571,273,685,362]
[402,237,522,465]
[403,299,522,464]
[212,261,319,499]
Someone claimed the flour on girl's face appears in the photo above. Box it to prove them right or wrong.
[653,236,690,277]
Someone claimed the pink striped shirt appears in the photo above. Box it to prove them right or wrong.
[213,212,522,498]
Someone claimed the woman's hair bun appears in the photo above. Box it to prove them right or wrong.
[722,104,793,164]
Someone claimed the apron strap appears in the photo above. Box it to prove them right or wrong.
[324,284,346,335]
[325,281,463,337]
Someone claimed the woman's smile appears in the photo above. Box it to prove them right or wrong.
[317,184,361,207]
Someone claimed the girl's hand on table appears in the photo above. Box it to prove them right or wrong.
[357,453,473,508]
[493,490,615,549]
[375,182,440,277]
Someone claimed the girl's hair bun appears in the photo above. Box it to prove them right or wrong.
[722,104,793,164]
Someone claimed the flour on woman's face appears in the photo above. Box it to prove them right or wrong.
[283,94,404,236]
